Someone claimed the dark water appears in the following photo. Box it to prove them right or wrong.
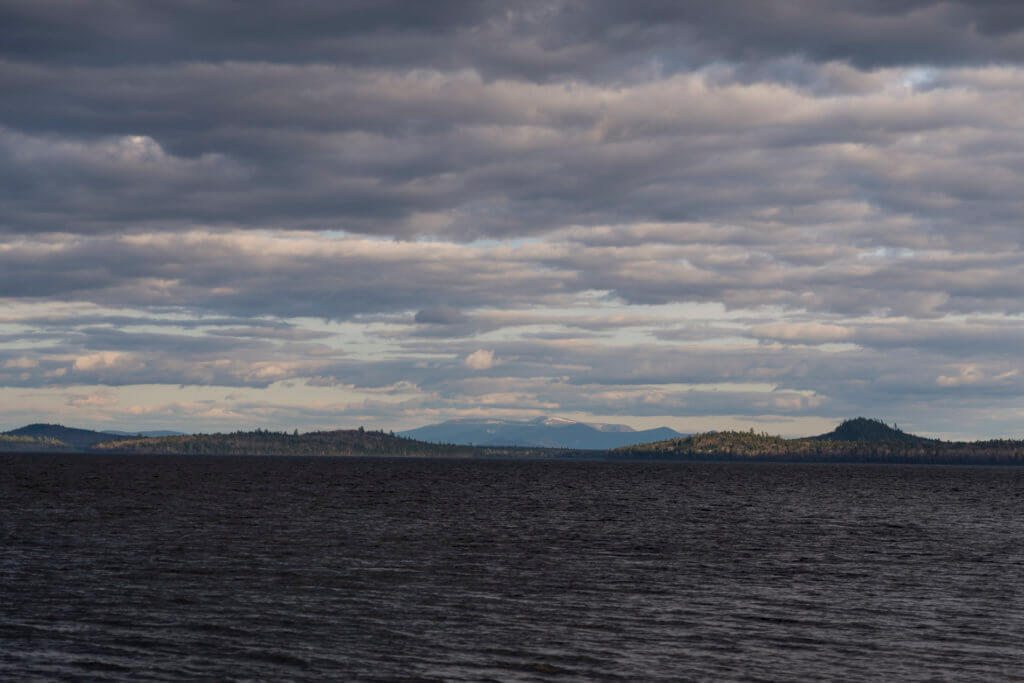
[2,455,1023,681]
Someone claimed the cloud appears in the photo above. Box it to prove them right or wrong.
[2,232,1023,322]
[72,351,132,372]
[465,349,497,370]
[66,389,118,407]
[415,306,467,325]
[751,323,854,344]
[6,2,1024,77]
[1,2,1023,438]
[2,57,1024,244]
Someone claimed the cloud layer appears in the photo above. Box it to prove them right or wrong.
[1,1,1023,438]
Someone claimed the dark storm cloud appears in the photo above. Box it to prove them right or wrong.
[5,1,1024,73]
[587,1,1024,69]
[3,2,1024,241]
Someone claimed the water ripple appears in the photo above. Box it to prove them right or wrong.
[2,455,1023,680]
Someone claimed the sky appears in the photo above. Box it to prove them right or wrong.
[2,1,1024,439]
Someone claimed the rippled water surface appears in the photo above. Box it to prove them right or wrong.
[2,455,1023,681]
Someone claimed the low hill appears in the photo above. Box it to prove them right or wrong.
[613,423,1024,465]
[4,424,120,450]
[400,416,687,450]
[615,430,832,460]
[89,428,559,457]
[813,417,932,443]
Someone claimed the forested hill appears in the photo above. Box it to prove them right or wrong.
[89,428,573,458]
[612,423,1024,464]
[812,417,933,443]
[4,423,118,450]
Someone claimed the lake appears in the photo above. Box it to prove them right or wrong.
[2,454,1023,680]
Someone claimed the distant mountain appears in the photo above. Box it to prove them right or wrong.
[4,424,121,450]
[400,417,687,450]
[812,417,933,443]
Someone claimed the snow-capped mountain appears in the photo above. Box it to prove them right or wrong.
[399,417,687,450]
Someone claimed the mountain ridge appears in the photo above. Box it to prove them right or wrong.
[399,416,688,450]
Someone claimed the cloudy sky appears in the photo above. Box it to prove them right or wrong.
[2,1,1024,438]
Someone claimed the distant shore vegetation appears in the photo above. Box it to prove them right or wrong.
[613,429,1024,465]
[2,418,1023,465]
[0,433,68,452]
[88,428,580,459]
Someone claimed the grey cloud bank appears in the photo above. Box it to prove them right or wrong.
[1,1,1022,439]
